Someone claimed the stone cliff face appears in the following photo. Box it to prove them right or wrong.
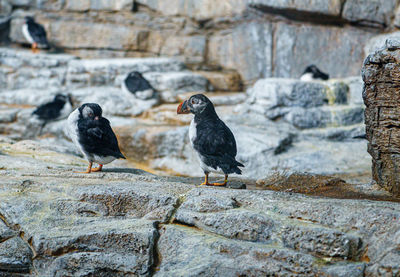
[363,38,400,196]
[2,0,398,84]
[0,139,399,276]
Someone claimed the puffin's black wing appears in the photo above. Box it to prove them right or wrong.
[125,73,153,94]
[27,21,49,47]
[193,119,244,174]
[32,101,64,121]
[78,118,125,159]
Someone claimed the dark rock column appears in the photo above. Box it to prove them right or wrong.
[362,38,400,196]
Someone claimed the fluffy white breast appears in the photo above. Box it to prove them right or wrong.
[67,108,85,156]
[58,101,73,121]
[300,73,314,81]
[22,24,34,44]
[189,119,197,148]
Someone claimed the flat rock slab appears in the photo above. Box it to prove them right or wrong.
[0,141,398,276]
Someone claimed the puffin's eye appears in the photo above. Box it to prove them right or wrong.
[191,98,196,105]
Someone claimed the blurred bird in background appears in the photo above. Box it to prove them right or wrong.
[300,65,329,81]
[22,16,50,53]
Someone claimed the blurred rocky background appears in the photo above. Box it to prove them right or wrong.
[3,0,396,181]
[1,1,400,275]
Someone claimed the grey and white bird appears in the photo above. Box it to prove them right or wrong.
[300,65,329,81]
[121,71,155,100]
[177,94,244,186]
[31,93,73,135]
[67,103,125,173]
[22,16,50,53]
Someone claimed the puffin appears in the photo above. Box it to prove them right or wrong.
[32,93,73,135]
[67,103,125,173]
[300,65,329,81]
[121,71,155,100]
[177,94,244,186]
[22,16,50,53]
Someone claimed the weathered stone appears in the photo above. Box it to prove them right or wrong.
[136,0,247,21]
[207,93,246,106]
[284,105,364,129]
[321,263,366,277]
[0,237,33,273]
[274,22,376,79]
[196,71,242,92]
[342,0,398,27]
[8,0,33,7]
[301,124,366,141]
[50,21,148,51]
[160,35,206,64]
[343,76,364,105]
[244,78,347,111]
[0,0,12,16]
[143,71,211,103]
[0,221,17,242]
[69,86,159,116]
[364,31,400,55]
[35,0,65,11]
[0,88,61,105]
[248,0,343,17]
[65,0,90,11]
[0,108,18,123]
[362,42,400,196]
[0,140,397,274]
[66,57,185,88]
[156,225,318,276]
[208,21,273,84]
[90,0,133,11]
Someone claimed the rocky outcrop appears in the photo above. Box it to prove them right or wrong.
[0,139,398,276]
[362,37,400,196]
[1,0,388,84]
[0,48,371,182]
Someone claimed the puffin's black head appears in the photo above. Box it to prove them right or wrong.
[25,16,35,23]
[177,94,215,116]
[54,94,67,103]
[79,103,102,121]
[127,71,143,79]
[302,65,329,80]
[303,65,319,75]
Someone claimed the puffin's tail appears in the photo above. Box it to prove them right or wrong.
[222,155,244,175]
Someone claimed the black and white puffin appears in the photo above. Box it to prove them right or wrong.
[22,16,50,53]
[67,103,125,173]
[300,65,329,81]
[33,94,73,124]
[121,71,155,100]
[177,94,244,186]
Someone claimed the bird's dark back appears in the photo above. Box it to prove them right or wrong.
[33,100,65,121]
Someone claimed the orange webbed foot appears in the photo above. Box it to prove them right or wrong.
[91,164,103,172]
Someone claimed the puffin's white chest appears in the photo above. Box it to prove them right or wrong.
[300,73,314,81]
[57,101,73,121]
[22,24,34,44]
[189,119,197,147]
[67,109,85,156]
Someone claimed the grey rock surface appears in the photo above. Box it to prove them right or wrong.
[143,71,211,103]
[248,0,343,17]
[342,0,398,27]
[0,140,397,276]
[208,21,273,85]
[273,22,375,79]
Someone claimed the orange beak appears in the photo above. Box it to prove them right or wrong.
[177,100,190,114]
